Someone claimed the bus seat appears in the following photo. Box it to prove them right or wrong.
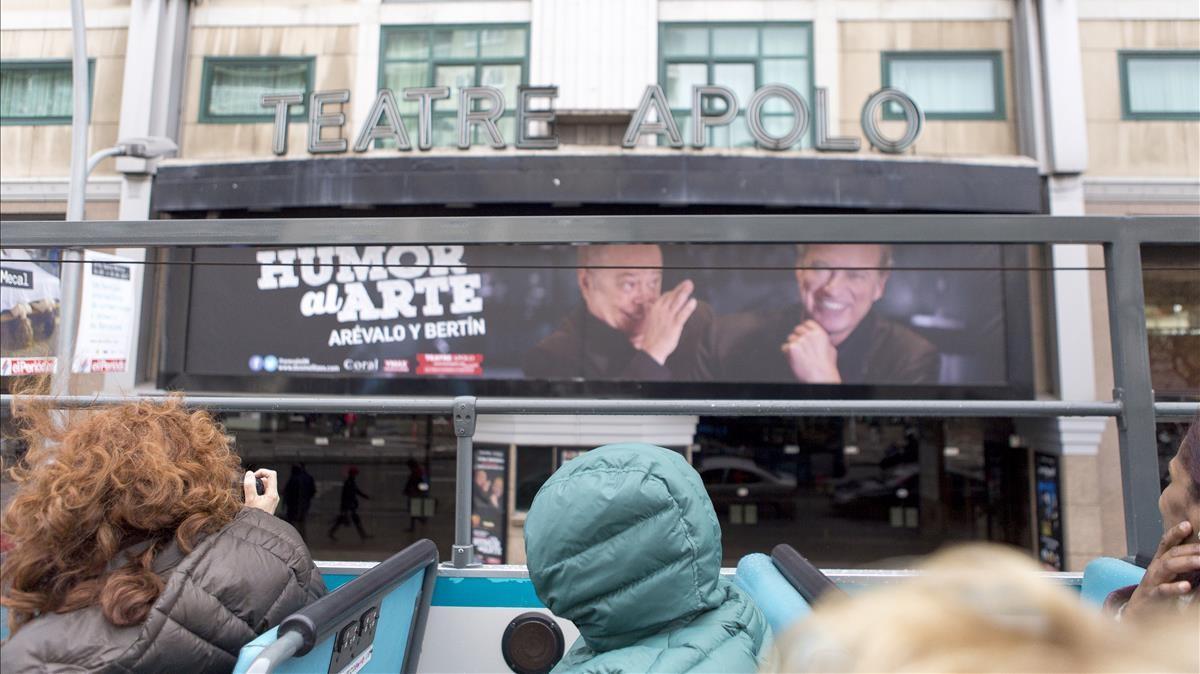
[734,553,812,635]
[1080,557,1145,607]
[233,539,438,674]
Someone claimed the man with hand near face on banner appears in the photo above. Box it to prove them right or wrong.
[523,244,714,381]
[712,244,940,385]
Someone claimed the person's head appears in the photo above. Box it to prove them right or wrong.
[525,443,726,653]
[795,244,893,346]
[1160,420,1200,536]
[347,466,359,478]
[407,458,421,471]
[767,544,1198,673]
[1,398,241,634]
[491,477,504,497]
[475,469,489,488]
[576,244,664,338]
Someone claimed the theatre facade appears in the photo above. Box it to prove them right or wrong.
[2,0,1198,570]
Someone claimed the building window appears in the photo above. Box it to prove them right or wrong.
[378,25,529,146]
[1143,245,1200,399]
[660,23,813,148]
[199,57,314,124]
[881,51,1005,120]
[0,60,93,125]
[1119,51,1200,121]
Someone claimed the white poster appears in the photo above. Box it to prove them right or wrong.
[72,250,136,374]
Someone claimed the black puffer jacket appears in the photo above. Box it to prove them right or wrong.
[1,508,326,673]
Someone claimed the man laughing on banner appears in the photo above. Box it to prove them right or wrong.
[712,244,940,385]
[522,244,714,381]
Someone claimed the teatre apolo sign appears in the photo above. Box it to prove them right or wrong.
[260,84,924,156]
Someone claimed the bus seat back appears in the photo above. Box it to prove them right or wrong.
[234,540,437,674]
[734,553,812,635]
[1080,557,1145,606]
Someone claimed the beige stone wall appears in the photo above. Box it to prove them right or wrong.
[0,200,117,219]
[1081,20,1200,178]
[839,21,1018,158]
[1086,201,1200,216]
[178,26,357,161]
[1059,246,1137,570]
[198,0,355,7]
[0,0,128,10]
[0,27,127,178]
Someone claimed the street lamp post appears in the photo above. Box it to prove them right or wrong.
[61,0,177,394]
[66,0,88,223]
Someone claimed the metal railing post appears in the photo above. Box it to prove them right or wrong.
[451,395,478,568]
[1104,235,1163,563]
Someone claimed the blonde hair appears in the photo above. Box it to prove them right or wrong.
[766,544,1198,673]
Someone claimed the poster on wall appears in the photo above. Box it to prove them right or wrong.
[1035,452,1064,571]
[72,250,136,374]
[556,447,588,468]
[174,242,1031,396]
[472,445,509,565]
[1,249,61,377]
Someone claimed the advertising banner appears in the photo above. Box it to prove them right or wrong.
[1,249,61,377]
[472,445,509,564]
[73,251,137,374]
[175,242,1029,395]
[1035,452,1064,571]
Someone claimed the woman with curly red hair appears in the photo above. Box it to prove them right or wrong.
[0,398,326,672]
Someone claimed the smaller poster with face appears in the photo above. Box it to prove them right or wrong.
[472,445,509,564]
[556,447,587,468]
[1034,452,1064,571]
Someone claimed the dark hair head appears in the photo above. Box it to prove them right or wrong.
[1180,419,1200,499]
[795,243,895,269]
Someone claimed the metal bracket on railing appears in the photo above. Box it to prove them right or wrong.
[1112,387,1127,431]
[453,396,477,437]
[451,396,479,569]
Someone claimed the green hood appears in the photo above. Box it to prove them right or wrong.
[524,443,725,653]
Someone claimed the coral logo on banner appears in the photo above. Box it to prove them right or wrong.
[0,357,57,376]
[416,353,483,376]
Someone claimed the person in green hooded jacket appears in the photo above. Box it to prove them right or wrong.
[524,443,768,673]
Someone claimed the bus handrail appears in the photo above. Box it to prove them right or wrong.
[4,394,1195,419]
[0,393,1174,417]
[771,544,847,605]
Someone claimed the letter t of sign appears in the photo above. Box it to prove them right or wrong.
[262,93,306,155]
[404,87,452,151]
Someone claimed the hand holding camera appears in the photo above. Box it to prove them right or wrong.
[243,469,280,515]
